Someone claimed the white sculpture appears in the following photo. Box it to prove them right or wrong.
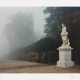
[57,24,74,68]
[61,24,70,47]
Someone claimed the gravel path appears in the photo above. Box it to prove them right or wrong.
[0,60,80,73]
[3,65,80,73]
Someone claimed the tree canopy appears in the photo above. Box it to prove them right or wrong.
[44,7,80,49]
[4,12,36,51]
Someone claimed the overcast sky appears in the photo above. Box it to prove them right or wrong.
[0,7,46,59]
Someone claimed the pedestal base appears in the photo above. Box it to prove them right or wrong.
[57,60,74,68]
[56,46,75,68]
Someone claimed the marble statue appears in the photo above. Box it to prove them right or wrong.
[61,24,70,47]
[56,24,74,68]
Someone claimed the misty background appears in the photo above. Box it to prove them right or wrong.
[0,7,46,60]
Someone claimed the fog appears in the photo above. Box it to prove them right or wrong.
[0,7,46,60]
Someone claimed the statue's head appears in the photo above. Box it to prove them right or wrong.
[62,24,65,28]
[62,24,67,33]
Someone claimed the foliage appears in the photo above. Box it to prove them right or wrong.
[4,12,35,50]
[44,7,80,48]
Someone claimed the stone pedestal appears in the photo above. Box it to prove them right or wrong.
[57,46,74,68]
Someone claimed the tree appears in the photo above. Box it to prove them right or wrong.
[4,12,36,52]
[44,7,80,64]
[44,7,80,49]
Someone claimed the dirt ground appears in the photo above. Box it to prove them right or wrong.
[0,60,80,73]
